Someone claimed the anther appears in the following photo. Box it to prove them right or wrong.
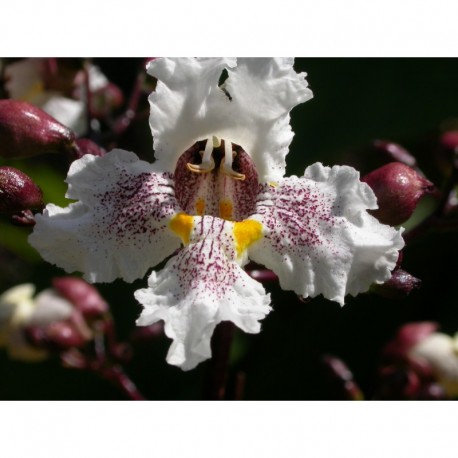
[186,136,217,174]
[221,140,245,180]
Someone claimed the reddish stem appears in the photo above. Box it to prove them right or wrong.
[203,322,236,400]
[96,364,146,401]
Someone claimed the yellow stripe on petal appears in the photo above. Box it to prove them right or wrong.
[219,199,233,221]
[233,220,263,257]
[169,213,195,245]
[195,198,205,216]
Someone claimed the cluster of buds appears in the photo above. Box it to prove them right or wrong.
[3,58,123,136]
[0,277,107,362]
[375,322,458,399]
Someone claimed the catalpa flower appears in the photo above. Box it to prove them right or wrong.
[29,58,404,370]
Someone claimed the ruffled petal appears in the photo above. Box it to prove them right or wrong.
[135,216,271,371]
[248,163,405,305]
[29,149,182,283]
[147,58,312,182]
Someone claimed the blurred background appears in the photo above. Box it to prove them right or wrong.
[1,58,458,400]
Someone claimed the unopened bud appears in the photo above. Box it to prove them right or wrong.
[0,100,75,158]
[52,276,108,318]
[371,269,421,300]
[373,140,417,168]
[0,166,43,213]
[439,131,458,153]
[45,320,86,349]
[362,162,434,225]
[70,138,106,161]
[382,322,438,361]
[10,209,36,226]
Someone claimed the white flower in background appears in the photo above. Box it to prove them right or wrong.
[410,332,458,397]
[4,59,109,136]
[0,284,74,361]
[29,58,404,370]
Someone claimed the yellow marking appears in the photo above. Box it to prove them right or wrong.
[219,199,233,221]
[21,81,44,102]
[268,182,278,187]
[195,198,205,216]
[169,213,194,245]
[233,220,263,256]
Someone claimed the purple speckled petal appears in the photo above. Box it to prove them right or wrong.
[29,149,182,283]
[135,215,271,371]
[248,163,405,305]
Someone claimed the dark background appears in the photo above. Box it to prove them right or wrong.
[1,58,458,399]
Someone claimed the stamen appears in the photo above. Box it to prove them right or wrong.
[221,140,245,181]
[187,137,216,174]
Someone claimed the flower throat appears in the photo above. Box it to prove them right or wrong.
[174,138,259,222]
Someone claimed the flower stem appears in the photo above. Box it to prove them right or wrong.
[203,321,236,400]
[96,363,146,400]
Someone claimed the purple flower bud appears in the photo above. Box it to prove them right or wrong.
[0,166,43,213]
[70,138,106,161]
[45,321,87,350]
[371,269,421,300]
[52,276,108,318]
[10,209,36,226]
[440,131,458,153]
[362,162,435,225]
[382,322,438,361]
[0,100,75,158]
[130,322,164,344]
[373,140,417,168]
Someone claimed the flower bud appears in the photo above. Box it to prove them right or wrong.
[373,140,417,168]
[70,138,106,161]
[382,322,438,361]
[439,130,458,153]
[45,320,87,349]
[0,166,43,213]
[0,100,75,158]
[371,269,421,300]
[10,209,36,226]
[52,276,108,318]
[362,162,434,225]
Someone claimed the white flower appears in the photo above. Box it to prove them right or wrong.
[4,59,109,136]
[29,58,404,371]
[410,332,458,397]
[0,284,74,361]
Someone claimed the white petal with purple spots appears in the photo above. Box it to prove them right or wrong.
[135,216,271,371]
[29,149,182,283]
[248,163,405,305]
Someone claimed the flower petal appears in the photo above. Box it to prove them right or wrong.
[410,333,458,397]
[225,58,313,182]
[147,58,312,182]
[135,216,271,371]
[29,149,182,283]
[248,163,405,305]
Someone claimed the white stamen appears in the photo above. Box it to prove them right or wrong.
[222,140,245,180]
[187,137,215,173]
